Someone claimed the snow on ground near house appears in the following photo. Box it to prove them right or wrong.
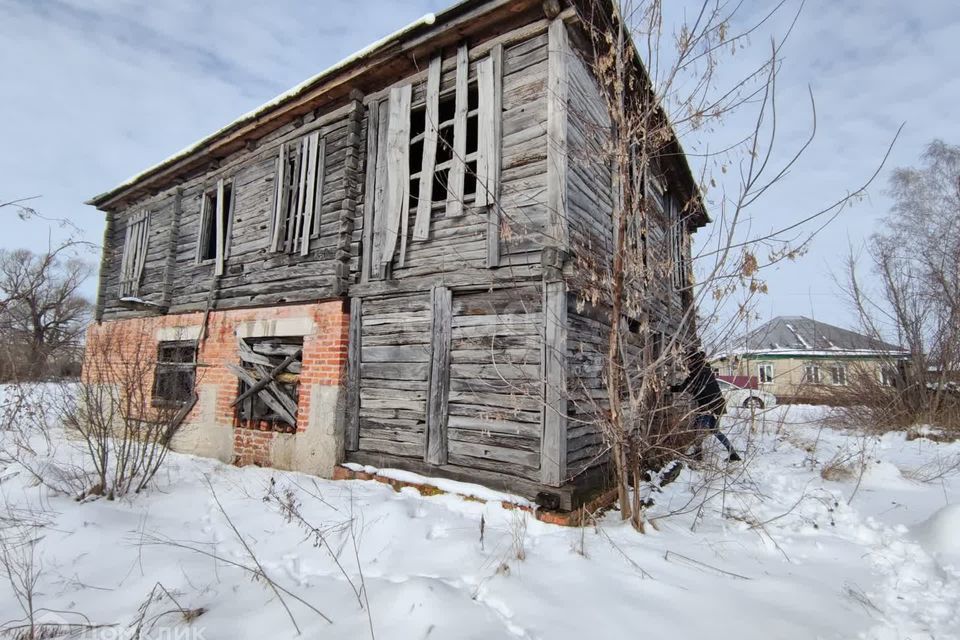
[1,403,958,639]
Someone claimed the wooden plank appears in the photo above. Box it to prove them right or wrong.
[361,104,379,282]
[300,131,321,256]
[546,18,569,251]
[292,140,309,252]
[361,345,431,363]
[232,347,302,407]
[270,143,286,253]
[194,195,207,265]
[448,440,539,468]
[344,298,362,451]
[377,85,411,275]
[226,364,296,426]
[424,286,452,465]
[371,100,391,277]
[413,54,442,241]
[540,279,567,486]
[484,45,504,267]
[214,180,225,276]
[445,44,469,218]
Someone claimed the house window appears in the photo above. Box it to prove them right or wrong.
[880,366,897,387]
[271,132,325,255]
[196,179,233,275]
[758,363,774,384]
[804,364,821,384]
[119,209,150,298]
[409,82,480,209]
[235,337,303,429]
[153,341,197,406]
[829,364,847,386]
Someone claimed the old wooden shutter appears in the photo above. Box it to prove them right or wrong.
[374,84,412,277]
[214,179,226,276]
[298,131,325,256]
[476,44,504,267]
[119,209,150,297]
[413,55,442,242]
[476,44,503,208]
[270,143,287,253]
[445,44,470,218]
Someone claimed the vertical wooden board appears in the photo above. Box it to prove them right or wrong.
[379,84,412,273]
[270,143,287,253]
[445,44,469,218]
[313,136,326,239]
[161,189,183,307]
[371,100,391,276]
[482,44,504,267]
[301,132,323,256]
[133,211,150,294]
[195,194,207,265]
[214,180,225,276]
[414,55,442,242]
[361,103,380,282]
[546,19,570,251]
[292,140,309,253]
[119,218,134,295]
[541,279,568,486]
[345,297,362,451]
[425,286,453,465]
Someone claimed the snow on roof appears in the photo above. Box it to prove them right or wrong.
[717,316,908,358]
[87,9,442,207]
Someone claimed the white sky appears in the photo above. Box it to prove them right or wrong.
[0,0,957,330]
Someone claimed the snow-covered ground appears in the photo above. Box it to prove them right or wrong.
[1,403,958,639]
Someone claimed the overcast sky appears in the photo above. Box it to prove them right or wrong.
[0,0,957,331]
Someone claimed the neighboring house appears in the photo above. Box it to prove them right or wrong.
[84,0,707,511]
[712,316,909,404]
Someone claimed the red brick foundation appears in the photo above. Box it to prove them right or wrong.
[84,300,350,470]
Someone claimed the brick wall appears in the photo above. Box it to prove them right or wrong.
[83,300,350,469]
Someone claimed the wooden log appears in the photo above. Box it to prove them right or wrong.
[425,285,452,465]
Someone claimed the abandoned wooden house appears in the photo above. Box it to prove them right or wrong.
[85,0,707,510]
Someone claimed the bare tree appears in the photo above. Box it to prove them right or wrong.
[0,248,93,381]
[556,0,897,528]
[841,140,960,431]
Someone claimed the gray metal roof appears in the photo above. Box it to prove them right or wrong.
[737,316,905,354]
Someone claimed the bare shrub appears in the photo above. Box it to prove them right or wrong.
[6,321,198,500]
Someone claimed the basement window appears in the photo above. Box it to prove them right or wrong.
[235,337,303,430]
[153,341,197,406]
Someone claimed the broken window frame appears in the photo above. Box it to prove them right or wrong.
[195,179,234,276]
[152,340,197,407]
[119,209,150,298]
[669,193,688,291]
[270,131,326,256]
[368,43,502,278]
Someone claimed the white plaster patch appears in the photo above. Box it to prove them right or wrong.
[155,325,202,342]
[235,317,314,339]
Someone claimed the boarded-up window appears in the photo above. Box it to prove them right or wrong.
[370,44,502,274]
[196,179,232,275]
[119,209,150,298]
[271,132,325,256]
[153,341,197,406]
[234,337,303,429]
